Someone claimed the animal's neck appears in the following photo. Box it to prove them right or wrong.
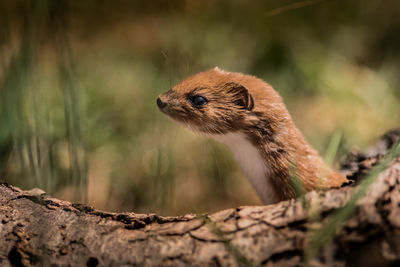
[210,130,347,204]
[210,132,281,204]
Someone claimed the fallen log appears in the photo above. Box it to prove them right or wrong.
[0,130,399,266]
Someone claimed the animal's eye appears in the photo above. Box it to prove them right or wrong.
[189,95,208,107]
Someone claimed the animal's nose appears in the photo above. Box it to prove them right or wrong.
[157,97,167,109]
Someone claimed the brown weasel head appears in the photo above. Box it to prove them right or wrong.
[157,68,256,134]
[157,68,348,204]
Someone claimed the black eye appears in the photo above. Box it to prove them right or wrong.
[189,95,208,107]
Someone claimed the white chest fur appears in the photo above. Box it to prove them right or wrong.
[210,132,278,204]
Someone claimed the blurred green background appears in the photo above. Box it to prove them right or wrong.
[0,0,399,215]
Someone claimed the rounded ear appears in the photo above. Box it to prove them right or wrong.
[225,82,254,110]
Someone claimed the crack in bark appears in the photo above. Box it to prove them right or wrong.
[261,249,302,265]
[7,223,40,267]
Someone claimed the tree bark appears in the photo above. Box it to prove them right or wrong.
[1,130,400,267]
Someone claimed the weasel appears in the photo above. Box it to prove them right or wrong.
[156,68,348,204]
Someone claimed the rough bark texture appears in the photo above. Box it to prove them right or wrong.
[1,130,400,267]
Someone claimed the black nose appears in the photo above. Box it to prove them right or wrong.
[157,97,167,109]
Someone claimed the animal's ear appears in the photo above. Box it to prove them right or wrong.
[225,82,254,110]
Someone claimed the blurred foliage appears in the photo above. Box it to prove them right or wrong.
[0,0,399,215]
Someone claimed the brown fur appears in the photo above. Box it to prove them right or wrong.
[157,68,348,202]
